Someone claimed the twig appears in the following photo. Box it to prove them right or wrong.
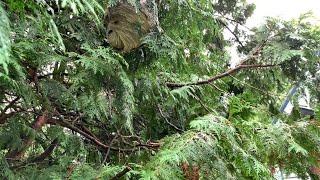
[157,105,183,132]
[213,7,254,31]
[102,134,118,164]
[38,72,69,80]
[209,82,226,93]
[236,37,269,66]
[219,20,245,48]
[0,97,19,113]
[136,141,161,149]
[193,94,215,113]
[78,124,99,139]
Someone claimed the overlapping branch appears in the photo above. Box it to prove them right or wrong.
[47,118,136,152]
[47,117,161,153]
[0,97,20,124]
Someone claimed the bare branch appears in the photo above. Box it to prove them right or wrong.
[110,166,132,180]
[219,20,245,48]
[166,64,278,88]
[157,105,183,132]
[166,40,273,89]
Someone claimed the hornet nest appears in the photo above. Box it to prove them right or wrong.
[104,0,160,53]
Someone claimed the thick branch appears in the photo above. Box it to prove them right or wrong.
[166,64,278,88]
[0,112,19,124]
[6,112,48,161]
[111,166,132,180]
[77,124,99,139]
[11,138,59,169]
[32,138,59,163]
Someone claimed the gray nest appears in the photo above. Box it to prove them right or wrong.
[104,0,159,52]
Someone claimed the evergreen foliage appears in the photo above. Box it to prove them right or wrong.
[0,0,319,179]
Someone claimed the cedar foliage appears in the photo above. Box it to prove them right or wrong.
[0,0,319,179]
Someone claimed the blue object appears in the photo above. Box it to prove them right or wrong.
[279,83,300,113]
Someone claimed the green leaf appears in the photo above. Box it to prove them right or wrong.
[0,5,11,75]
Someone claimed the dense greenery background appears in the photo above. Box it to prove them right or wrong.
[0,0,319,179]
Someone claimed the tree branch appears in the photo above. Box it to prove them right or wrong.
[102,134,118,164]
[31,138,59,163]
[157,105,183,132]
[6,111,48,161]
[47,118,136,152]
[166,64,278,88]
[11,138,59,169]
[0,97,20,124]
[166,39,272,89]
[219,20,245,48]
[111,166,132,180]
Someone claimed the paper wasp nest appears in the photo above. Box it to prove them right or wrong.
[104,0,159,52]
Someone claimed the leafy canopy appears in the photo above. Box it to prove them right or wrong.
[0,0,319,179]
